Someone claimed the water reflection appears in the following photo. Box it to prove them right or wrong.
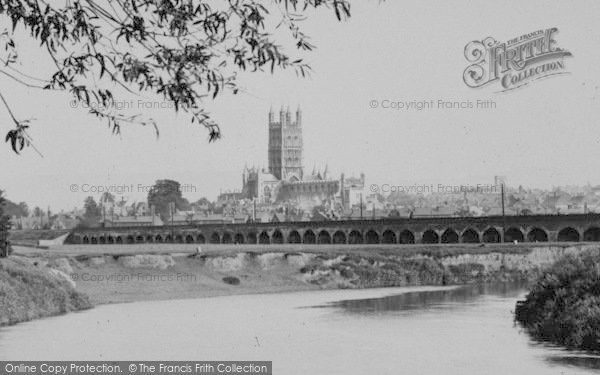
[546,355,600,370]
[312,282,529,314]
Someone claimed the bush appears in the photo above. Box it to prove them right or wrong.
[515,249,600,352]
[222,276,240,285]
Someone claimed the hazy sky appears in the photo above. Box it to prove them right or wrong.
[1,0,600,211]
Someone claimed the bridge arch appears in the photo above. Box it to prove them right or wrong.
[155,235,163,243]
[349,230,363,244]
[99,236,106,244]
[318,230,332,244]
[272,230,284,244]
[482,227,501,243]
[461,228,480,243]
[234,233,245,244]
[584,227,600,241]
[246,232,257,244]
[288,230,301,244]
[527,227,548,242]
[175,234,184,243]
[145,235,154,243]
[82,236,90,244]
[365,230,380,244]
[422,230,439,244]
[399,230,415,244]
[165,234,173,243]
[209,232,220,244]
[557,227,580,242]
[258,231,270,244]
[196,234,206,244]
[90,236,98,245]
[136,235,145,243]
[107,235,114,244]
[333,230,346,244]
[382,230,397,244]
[185,234,195,243]
[441,229,459,244]
[222,232,233,244]
[504,227,524,243]
[303,230,316,244]
[116,236,123,244]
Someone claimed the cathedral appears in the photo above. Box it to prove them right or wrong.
[240,106,364,207]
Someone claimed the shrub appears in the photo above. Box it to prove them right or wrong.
[515,249,600,352]
[222,276,240,285]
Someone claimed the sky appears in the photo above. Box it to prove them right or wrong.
[1,0,600,211]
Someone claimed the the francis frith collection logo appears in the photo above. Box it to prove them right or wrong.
[463,28,572,92]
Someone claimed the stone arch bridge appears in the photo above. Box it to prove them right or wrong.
[68,214,600,245]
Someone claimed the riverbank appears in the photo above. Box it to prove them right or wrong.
[7,243,598,307]
[515,248,600,353]
[0,257,91,326]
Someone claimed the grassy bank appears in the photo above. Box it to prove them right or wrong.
[23,244,583,305]
[515,249,600,352]
[0,257,91,326]
[5,243,594,327]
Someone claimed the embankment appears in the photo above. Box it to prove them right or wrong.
[3,243,597,325]
[0,257,91,326]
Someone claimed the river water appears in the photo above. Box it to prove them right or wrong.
[1,283,599,374]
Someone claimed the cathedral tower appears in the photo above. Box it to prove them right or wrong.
[268,106,303,181]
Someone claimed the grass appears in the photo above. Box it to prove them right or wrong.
[14,241,579,259]
[0,257,91,326]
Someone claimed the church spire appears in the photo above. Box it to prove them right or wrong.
[296,104,302,126]
[268,106,275,123]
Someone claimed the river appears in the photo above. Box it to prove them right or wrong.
[1,283,599,374]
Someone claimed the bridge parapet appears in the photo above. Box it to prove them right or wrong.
[67,214,600,246]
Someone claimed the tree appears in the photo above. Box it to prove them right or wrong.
[0,190,10,227]
[82,196,101,227]
[147,179,189,221]
[2,198,28,217]
[192,197,213,212]
[0,0,351,154]
[0,190,11,256]
[17,201,28,217]
[100,192,115,204]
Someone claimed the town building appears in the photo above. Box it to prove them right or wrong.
[239,107,364,208]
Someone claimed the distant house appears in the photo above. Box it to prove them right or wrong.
[362,209,389,219]
[553,194,588,214]
[554,194,573,213]
[468,206,485,217]
[193,214,229,224]
[485,207,518,216]
[271,212,287,223]
[169,212,249,225]
[311,210,330,221]
[287,211,312,222]
[231,213,250,223]
[50,215,79,230]
[339,208,364,220]
[251,211,272,223]
[12,215,50,230]
[412,206,458,218]
[101,215,163,227]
